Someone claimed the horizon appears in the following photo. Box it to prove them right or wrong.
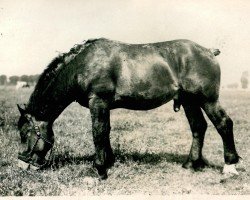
[1,0,250,85]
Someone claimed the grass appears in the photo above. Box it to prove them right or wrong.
[0,86,250,195]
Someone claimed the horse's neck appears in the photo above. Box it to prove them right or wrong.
[27,82,74,122]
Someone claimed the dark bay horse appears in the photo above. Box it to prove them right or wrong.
[17,38,240,179]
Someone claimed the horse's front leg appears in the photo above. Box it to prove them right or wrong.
[89,95,115,179]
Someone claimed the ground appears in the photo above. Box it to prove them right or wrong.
[0,86,249,195]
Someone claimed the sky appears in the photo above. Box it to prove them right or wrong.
[0,0,250,85]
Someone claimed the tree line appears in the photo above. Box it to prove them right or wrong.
[0,74,40,85]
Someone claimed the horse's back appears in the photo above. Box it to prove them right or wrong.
[78,38,221,108]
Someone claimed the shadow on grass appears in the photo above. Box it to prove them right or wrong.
[114,151,224,171]
[47,150,222,172]
[48,152,95,169]
[114,150,187,165]
[47,150,186,168]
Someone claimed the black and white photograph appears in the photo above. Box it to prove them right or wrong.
[0,0,249,197]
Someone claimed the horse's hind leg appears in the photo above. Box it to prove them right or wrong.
[202,101,240,174]
[182,105,208,170]
[89,95,115,179]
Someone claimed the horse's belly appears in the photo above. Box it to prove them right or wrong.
[111,53,179,109]
[113,87,176,110]
[113,73,178,110]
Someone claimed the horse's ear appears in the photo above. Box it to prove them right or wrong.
[17,104,26,115]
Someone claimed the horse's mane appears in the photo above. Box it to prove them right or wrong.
[35,39,100,91]
[27,39,99,115]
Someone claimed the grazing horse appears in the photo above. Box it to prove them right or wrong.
[17,38,240,179]
[16,81,29,90]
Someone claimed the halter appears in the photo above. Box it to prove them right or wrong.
[18,114,53,168]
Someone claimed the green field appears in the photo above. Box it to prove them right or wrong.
[0,86,249,195]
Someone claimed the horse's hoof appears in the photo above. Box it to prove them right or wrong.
[99,173,108,180]
[182,158,208,171]
[106,162,114,169]
[94,164,108,180]
[222,164,239,175]
[105,156,115,169]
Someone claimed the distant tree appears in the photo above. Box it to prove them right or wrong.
[29,74,40,84]
[9,76,19,85]
[34,74,40,82]
[241,71,249,89]
[28,75,34,84]
[20,75,29,83]
[0,75,7,85]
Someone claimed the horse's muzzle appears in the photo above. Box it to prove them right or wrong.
[17,151,46,170]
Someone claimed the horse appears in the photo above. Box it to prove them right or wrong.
[16,81,29,90]
[17,38,240,179]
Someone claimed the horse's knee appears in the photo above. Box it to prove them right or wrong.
[189,117,207,137]
[194,119,207,136]
[203,101,233,131]
[225,117,233,130]
[217,116,233,134]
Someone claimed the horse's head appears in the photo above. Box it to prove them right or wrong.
[17,104,31,143]
[17,104,53,169]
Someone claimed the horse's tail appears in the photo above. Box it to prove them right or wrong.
[210,48,220,56]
